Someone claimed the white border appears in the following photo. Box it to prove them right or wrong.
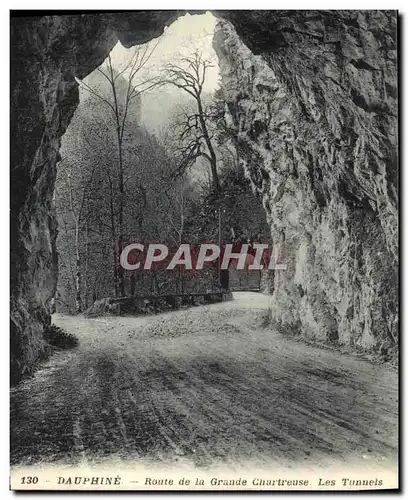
[2,4,405,498]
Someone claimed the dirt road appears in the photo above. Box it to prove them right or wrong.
[10,292,398,471]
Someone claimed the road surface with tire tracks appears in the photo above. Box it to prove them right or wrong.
[10,292,398,476]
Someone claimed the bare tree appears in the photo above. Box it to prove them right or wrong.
[55,150,97,313]
[164,51,221,195]
[160,175,188,294]
[77,41,161,297]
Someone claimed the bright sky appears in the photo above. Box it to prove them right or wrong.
[109,12,220,94]
[77,13,221,183]
[105,12,219,134]
[81,13,213,185]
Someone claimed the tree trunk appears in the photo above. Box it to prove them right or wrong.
[117,131,125,297]
[197,98,220,194]
[84,217,89,310]
[107,172,119,297]
[130,273,136,296]
[74,219,82,314]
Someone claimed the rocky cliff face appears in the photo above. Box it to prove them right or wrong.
[10,11,398,384]
[10,12,182,384]
[213,12,398,354]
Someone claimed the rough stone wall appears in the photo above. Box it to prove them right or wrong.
[10,11,398,384]
[213,12,398,353]
[10,12,182,384]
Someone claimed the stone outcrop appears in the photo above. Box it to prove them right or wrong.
[10,11,398,384]
[10,11,183,384]
[213,12,398,353]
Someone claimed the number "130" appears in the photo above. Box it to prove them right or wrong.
[21,476,38,484]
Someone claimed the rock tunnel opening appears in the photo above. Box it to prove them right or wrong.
[11,11,398,385]
[54,12,269,314]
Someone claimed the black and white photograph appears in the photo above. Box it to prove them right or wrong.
[9,9,399,491]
